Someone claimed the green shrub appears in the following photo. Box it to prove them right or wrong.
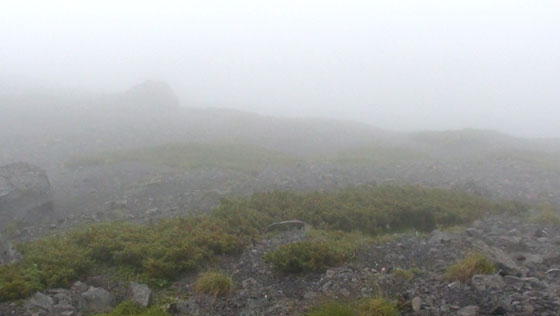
[307,298,399,316]
[0,264,42,301]
[264,241,346,273]
[0,215,251,302]
[445,253,495,283]
[194,272,234,297]
[96,300,167,316]
[307,302,356,316]
[392,268,415,281]
[356,298,399,316]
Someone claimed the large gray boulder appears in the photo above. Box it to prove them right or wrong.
[81,286,116,313]
[24,292,54,315]
[0,232,22,265]
[0,162,54,229]
[129,282,152,307]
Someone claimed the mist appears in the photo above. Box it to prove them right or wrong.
[2,0,559,137]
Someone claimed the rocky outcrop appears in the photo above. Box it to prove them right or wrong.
[0,162,54,229]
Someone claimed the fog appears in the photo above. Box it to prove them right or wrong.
[1,0,559,137]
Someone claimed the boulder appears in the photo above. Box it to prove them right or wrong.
[81,286,116,313]
[428,229,453,244]
[471,240,527,276]
[24,292,54,315]
[0,162,54,229]
[129,282,152,307]
[172,298,200,316]
[0,232,22,265]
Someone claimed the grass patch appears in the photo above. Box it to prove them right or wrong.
[96,301,167,316]
[307,298,399,316]
[532,204,560,227]
[216,185,526,235]
[264,240,347,273]
[264,230,374,273]
[307,302,356,316]
[445,253,495,283]
[357,297,400,316]
[194,271,234,297]
[65,142,298,172]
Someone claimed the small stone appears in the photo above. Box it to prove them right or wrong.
[411,296,422,313]
[457,305,480,316]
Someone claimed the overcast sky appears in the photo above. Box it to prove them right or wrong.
[1,1,559,137]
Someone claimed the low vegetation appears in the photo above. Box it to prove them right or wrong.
[444,253,495,283]
[307,302,356,316]
[0,185,524,301]
[392,267,421,281]
[532,204,560,227]
[307,298,399,316]
[264,230,372,273]
[194,271,234,297]
[96,301,167,316]
[65,142,298,172]
[264,240,346,273]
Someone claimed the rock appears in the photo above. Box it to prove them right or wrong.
[24,292,54,314]
[70,281,89,293]
[511,252,543,265]
[265,220,311,232]
[129,282,152,307]
[465,228,482,238]
[471,240,527,276]
[504,275,543,287]
[174,298,200,316]
[53,303,75,314]
[488,304,508,315]
[533,228,548,238]
[471,274,505,292]
[242,278,257,289]
[0,162,54,230]
[0,232,22,265]
[428,230,453,244]
[412,296,422,313]
[81,286,116,313]
[457,305,480,316]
